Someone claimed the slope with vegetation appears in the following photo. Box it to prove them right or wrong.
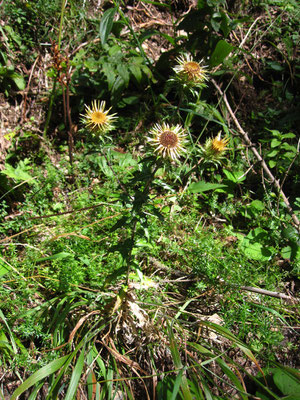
[0,0,299,399]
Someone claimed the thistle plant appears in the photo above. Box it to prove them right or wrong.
[198,132,230,165]
[81,100,117,139]
[173,53,208,90]
[147,122,187,161]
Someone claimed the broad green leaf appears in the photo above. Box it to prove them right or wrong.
[11,355,70,400]
[250,200,264,211]
[102,61,117,90]
[64,345,86,400]
[2,160,35,182]
[0,258,11,277]
[273,368,300,397]
[281,246,292,259]
[210,40,234,67]
[117,64,130,86]
[9,72,26,91]
[271,138,281,148]
[241,240,272,261]
[129,64,142,84]
[0,329,13,353]
[99,8,116,45]
[4,25,22,47]
[281,133,296,139]
[188,181,227,193]
[111,75,125,97]
[223,169,246,183]
[267,149,279,157]
[267,61,284,71]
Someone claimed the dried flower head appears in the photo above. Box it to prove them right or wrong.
[81,100,117,134]
[147,122,187,161]
[199,132,229,164]
[173,54,208,87]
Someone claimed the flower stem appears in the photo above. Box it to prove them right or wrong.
[43,0,67,138]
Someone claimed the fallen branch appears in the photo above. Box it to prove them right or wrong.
[240,285,298,302]
[212,79,300,232]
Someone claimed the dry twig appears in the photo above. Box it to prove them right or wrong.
[212,79,300,232]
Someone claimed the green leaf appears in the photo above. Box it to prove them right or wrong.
[267,61,284,71]
[273,368,300,397]
[99,8,116,45]
[102,62,116,90]
[281,246,292,259]
[271,138,281,148]
[139,29,175,46]
[250,200,265,211]
[0,258,11,278]
[281,132,296,139]
[168,325,193,400]
[0,309,17,354]
[11,355,71,400]
[210,40,234,67]
[171,369,184,400]
[267,149,279,157]
[282,226,299,243]
[117,64,130,86]
[111,75,126,99]
[2,160,35,183]
[223,169,246,183]
[36,252,73,263]
[129,64,142,84]
[241,240,272,261]
[188,181,227,193]
[64,345,86,400]
[9,72,26,91]
[269,160,277,168]
[217,358,248,400]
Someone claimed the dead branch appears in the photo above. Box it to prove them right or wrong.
[212,79,300,233]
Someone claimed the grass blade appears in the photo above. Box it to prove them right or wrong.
[168,324,193,400]
[11,354,70,400]
[64,344,86,400]
[171,369,184,400]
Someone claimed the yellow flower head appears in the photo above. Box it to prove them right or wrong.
[147,122,187,161]
[200,132,229,164]
[173,54,208,87]
[211,133,229,154]
[81,100,117,134]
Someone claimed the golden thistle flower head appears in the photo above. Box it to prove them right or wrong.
[211,133,229,154]
[173,54,208,87]
[199,132,229,164]
[147,122,187,161]
[81,100,117,134]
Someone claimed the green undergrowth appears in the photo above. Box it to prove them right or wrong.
[1,150,298,370]
[1,0,300,398]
